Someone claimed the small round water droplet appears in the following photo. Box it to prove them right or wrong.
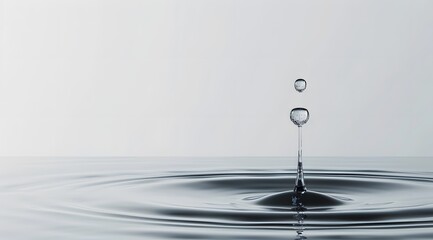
[290,108,309,126]
[294,79,307,92]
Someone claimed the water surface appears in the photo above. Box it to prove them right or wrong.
[1,157,432,239]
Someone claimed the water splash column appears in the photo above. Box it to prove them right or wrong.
[291,79,309,194]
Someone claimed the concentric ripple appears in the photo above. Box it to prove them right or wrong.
[1,157,433,240]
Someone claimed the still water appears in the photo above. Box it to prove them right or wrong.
[1,157,433,239]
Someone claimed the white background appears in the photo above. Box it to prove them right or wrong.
[0,0,432,157]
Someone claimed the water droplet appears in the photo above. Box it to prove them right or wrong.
[294,79,307,92]
[290,108,309,126]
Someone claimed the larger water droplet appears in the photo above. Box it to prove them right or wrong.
[294,79,307,92]
[290,108,309,126]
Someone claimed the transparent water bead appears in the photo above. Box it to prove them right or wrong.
[290,108,310,127]
[294,79,307,92]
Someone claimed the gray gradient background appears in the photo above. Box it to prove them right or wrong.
[0,0,432,157]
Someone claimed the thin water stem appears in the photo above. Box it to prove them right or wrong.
[294,126,306,193]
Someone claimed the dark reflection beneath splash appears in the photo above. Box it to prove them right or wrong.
[292,192,308,240]
[258,191,344,210]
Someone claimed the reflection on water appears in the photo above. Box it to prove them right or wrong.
[293,193,307,239]
[1,157,433,239]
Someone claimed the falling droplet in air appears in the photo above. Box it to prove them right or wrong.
[294,79,307,92]
[290,108,310,127]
